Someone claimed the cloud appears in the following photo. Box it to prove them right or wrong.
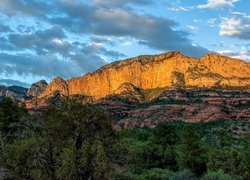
[90,36,116,46]
[52,1,209,57]
[2,0,210,58]
[187,25,199,32]
[198,0,239,9]
[0,79,30,87]
[207,18,217,27]
[0,24,11,32]
[0,37,15,50]
[217,47,250,62]
[220,12,250,40]
[91,0,153,7]
[8,26,69,55]
[0,24,126,79]
[0,0,211,83]
[168,5,193,12]
[0,0,52,16]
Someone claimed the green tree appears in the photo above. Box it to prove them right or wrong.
[178,125,208,176]
[0,97,45,179]
[1,96,115,179]
[44,96,114,179]
[216,128,232,147]
[136,168,173,180]
[127,141,165,174]
[152,122,178,146]
[202,170,239,180]
[208,147,249,179]
[169,169,197,180]
[242,131,250,172]
[0,97,28,142]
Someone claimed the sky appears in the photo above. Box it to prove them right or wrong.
[0,0,249,87]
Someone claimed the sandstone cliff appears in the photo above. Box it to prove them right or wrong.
[40,52,250,99]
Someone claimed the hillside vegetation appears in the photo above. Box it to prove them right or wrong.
[0,96,249,179]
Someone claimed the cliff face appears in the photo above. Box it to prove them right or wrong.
[42,77,68,97]
[27,80,48,97]
[40,52,250,99]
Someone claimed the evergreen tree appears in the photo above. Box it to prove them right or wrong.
[178,125,208,176]
[208,147,249,179]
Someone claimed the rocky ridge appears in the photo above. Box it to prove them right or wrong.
[0,80,48,101]
[40,52,250,99]
[0,86,29,101]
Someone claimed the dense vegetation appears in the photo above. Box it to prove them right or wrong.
[0,97,249,179]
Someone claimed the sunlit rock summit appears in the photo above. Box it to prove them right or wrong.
[40,52,250,99]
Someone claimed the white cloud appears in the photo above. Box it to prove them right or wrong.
[207,18,217,27]
[168,6,191,11]
[187,25,198,32]
[217,47,250,62]
[193,19,201,23]
[198,0,239,9]
[219,12,250,39]
[52,38,64,45]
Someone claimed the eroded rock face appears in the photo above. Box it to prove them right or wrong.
[40,52,250,99]
[106,89,250,129]
[41,77,68,97]
[114,83,145,103]
[27,80,48,97]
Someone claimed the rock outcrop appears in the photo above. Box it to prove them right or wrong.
[40,52,250,99]
[0,85,29,101]
[95,89,250,129]
[27,80,48,97]
[42,77,68,97]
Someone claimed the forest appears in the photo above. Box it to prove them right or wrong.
[0,96,249,180]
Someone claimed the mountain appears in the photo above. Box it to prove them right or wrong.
[1,52,249,128]
[0,80,48,101]
[0,85,29,101]
[40,52,250,99]
[31,52,250,129]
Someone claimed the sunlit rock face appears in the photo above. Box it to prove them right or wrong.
[40,52,250,99]
[41,77,68,97]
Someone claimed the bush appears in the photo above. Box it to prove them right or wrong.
[169,169,197,180]
[136,168,173,180]
[202,170,240,180]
